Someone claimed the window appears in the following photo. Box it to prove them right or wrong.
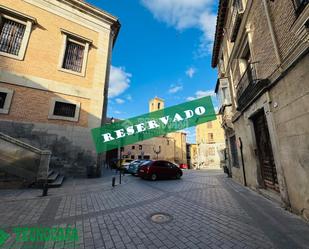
[207,121,213,128]
[53,102,76,118]
[62,40,85,73]
[132,145,135,150]
[208,133,214,141]
[230,135,239,167]
[0,18,26,56]
[0,92,7,108]
[139,145,142,150]
[131,155,135,159]
[0,87,13,114]
[58,29,92,76]
[293,0,308,15]
[0,6,35,60]
[48,98,80,122]
[158,102,161,109]
[217,78,232,106]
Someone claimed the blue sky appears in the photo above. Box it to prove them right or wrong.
[87,0,219,142]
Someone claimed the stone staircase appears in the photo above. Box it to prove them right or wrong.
[0,132,64,188]
[47,169,65,188]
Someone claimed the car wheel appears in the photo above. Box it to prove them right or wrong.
[176,172,181,179]
[151,173,157,181]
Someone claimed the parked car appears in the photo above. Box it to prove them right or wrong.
[179,163,188,169]
[110,159,133,172]
[127,160,151,175]
[138,160,183,181]
[121,159,133,173]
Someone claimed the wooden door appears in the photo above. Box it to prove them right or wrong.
[252,111,279,192]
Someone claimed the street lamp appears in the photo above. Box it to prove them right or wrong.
[153,145,161,160]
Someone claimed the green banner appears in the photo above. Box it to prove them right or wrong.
[91,96,216,153]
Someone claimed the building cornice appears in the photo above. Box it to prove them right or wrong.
[23,0,120,45]
[211,0,229,68]
[60,0,121,46]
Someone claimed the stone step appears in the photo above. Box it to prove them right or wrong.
[47,171,59,183]
[48,175,64,188]
[48,169,54,177]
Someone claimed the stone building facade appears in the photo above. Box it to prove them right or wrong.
[212,0,309,219]
[120,97,187,164]
[0,0,120,176]
[196,115,225,169]
[122,136,176,162]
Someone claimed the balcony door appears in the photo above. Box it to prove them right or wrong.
[252,110,279,192]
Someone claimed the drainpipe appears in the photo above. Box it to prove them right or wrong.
[238,137,247,186]
[262,0,282,69]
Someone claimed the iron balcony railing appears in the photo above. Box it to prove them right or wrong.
[236,63,257,99]
[236,62,269,110]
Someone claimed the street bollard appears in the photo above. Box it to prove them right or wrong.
[42,182,48,196]
[112,177,116,187]
[119,170,122,184]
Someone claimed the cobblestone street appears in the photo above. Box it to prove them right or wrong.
[0,170,309,249]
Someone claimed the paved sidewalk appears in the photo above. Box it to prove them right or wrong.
[0,170,308,249]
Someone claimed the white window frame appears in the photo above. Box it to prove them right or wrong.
[58,29,92,77]
[0,6,35,60]
[218,78,232,106]
[48,97,81,122]
[0,87,14,114]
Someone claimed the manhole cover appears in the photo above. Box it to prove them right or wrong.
[150,213,173,224]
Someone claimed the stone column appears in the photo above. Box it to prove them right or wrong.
[37,150,51,182]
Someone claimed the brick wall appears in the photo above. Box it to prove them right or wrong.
[0,83,90,127]
[0,0,102,89]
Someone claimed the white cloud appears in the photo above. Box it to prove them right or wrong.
[109,66,132,98]
[186,89,215,100]
[186,67,196,78]
[196,90,215,98]
[126,94,132,101]
[114,110,122,114]
[141,0,216,57]
[168,84,183,93]
[115,98,125,104]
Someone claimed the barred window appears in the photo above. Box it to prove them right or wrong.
[0,92,7,109]
[53,101,76,118]
[62,40,85,73]
[0,18,26,56]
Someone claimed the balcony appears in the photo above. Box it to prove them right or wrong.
[230,5,244,42]
[236,63,269,111]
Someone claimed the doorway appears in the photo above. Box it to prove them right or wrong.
[252,110,279,192]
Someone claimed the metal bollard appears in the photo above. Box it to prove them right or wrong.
[42,182,48,196]
[112,177,116,187]
[119,170,122,184]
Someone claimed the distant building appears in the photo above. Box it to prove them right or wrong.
[186,143,198,169]
[122,136,175,162]
[196,115,225,169]
[120,97,187,164]
[0,0,120,176]
[212,0,309,219]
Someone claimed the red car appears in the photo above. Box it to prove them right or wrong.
[138,160,183,181]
